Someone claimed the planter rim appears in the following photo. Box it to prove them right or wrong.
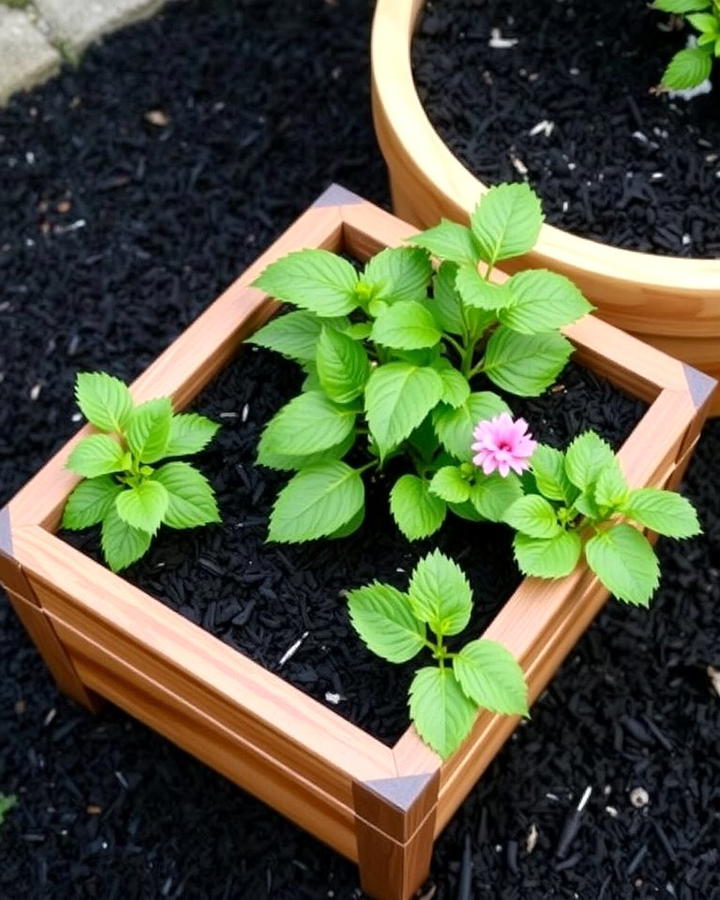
[371,0,720,288]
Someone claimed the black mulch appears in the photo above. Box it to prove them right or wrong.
[1,1,719,897]
[412,0,720,257]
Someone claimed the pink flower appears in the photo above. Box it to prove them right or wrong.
[471,413,537,477]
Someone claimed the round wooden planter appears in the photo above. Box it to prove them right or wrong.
[371,0,720,414]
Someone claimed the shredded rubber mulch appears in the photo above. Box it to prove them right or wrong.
[412,0,720,257]
[1,1,719,898]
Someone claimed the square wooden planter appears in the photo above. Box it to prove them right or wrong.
[1,186,715,900]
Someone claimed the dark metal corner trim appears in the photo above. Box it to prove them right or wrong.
[360,773,436,812]
[682,363,718,411]
[312,183,365,208]
[0,505,12,556]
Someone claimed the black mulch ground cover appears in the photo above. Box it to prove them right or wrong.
[413,0,720,257]
[63,348,645,746]
[1,0,719,897]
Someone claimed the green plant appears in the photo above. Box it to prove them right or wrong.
[346,550,528,758]
[503,430,701,606]
[251,183,593,544]
[0,794,17,827]
[63,372,221,572]
[652,0,720,90]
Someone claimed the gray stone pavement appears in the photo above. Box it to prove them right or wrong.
[0,0,165,104]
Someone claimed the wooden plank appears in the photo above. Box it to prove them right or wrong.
[49,612,358,861]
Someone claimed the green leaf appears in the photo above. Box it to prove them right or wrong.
[531,445,575,504]
[409,220,480,267]
[652,0,710,11]
[126,398,173,463]
[344,322,373,340]
[166,413,220,457]
[621,488,701,538]
[256,431,355,472]
[100,506,152,572]
[316,326,370,404]
[455,265,514,311]
[407,415,441,461]
[66,434,126,478]
[448,499,487,522]
[432,392,509,461]
[503,495,562,539]
[470,183,543,265]
[365,363,444,457]
[429,466,471,503]
[370,300,442,350]
[453,639,528,715]
[153,461,221,529]
[258,391,355,459]
[484,328,573,396]
[0,794,17,826]
[594,460,630,509]
[661,47,713,89]
[362,246,433,304]
[469,472,523,522]
[115,480,169,534]
[434,360,471,408]
[347,583,426,663]
[499,270,593,334]
[390,474,446,540]
[514,530,583,578]
[248,310,324,363]
[431,261,466,335]
[409,667,477,759]
[327,503,365,538]
[585,524,660,606]
[408,549,472,636]
[75,371,133,433]
[687,11,719,31]
[268,460,365,543]
[253,249,358,317]
[62,476,123,530]
[564,432,615,492]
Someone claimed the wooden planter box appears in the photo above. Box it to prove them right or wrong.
[371,0,720,415]
[0,186,715,900]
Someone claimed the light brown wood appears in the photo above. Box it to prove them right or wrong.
[371,0,720,413]
[0,185,714,900]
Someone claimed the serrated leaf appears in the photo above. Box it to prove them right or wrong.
[499,270,593,334]
[327,503,365,538]
[66,434,126,478]
[514,530,582,578]
[268,460,365,543]
[75,372,133,433]
[432,392,509,461]
[100,506,152,572]
[455,265,514,311]
[347,583,426,663]
[126,398,173,463]
[344,322,373,340]
[370,300,442,350]
[257,431,356,471]
[504,495,562,539]
[253,249,358,317]
[661,47,713,89]
[687,11,719,31]
[429,466,471,503]
[153,461,221,529]
[409,220,481,267]
[469,472,524,522]
[365,363,444,457]
[484,328,573,396]
[248,310,324,363]
[165,413,220,457]
[316,326,370,404]
[431,261,493,339]
[585,524,660,606]
[448,499,486,522]
[115,480,169,534]
[594,459,630,509]
[409,667,477,759]
[564,431,615,492]
[453,639,528,715]
[390,474,446,540]
[362,246,433,304]
[434,360,471,408]
[531,444,575,504]
[622,488,701,538]
[258,391,355,460]
[408,549,472,636]
[62,476,123,530]
[652,0,710,11]
[470,183,543,265]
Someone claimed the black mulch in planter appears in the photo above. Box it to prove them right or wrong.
[1,0,719,897]
[63,347,646,746]
[413,0,720,257]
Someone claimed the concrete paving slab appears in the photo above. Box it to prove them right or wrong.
[0,6,60,104]
[33,0,164,52]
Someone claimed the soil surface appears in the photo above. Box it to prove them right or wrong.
[413,0,720,257]
[1,1,719,898]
